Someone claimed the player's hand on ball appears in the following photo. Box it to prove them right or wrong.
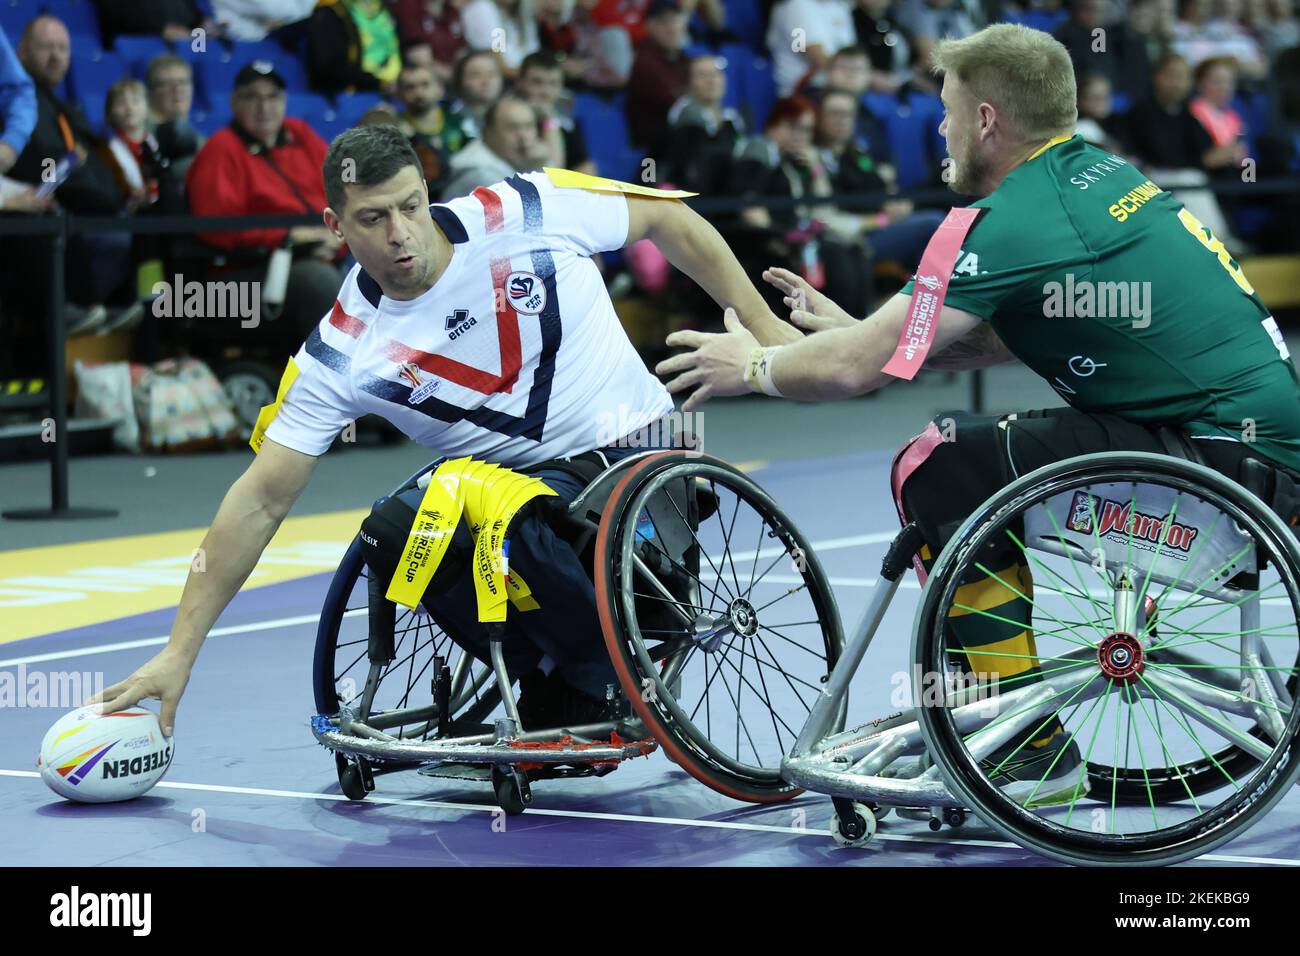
[87,648,193,737]
[658,308,757,411]
[762,267,858,333]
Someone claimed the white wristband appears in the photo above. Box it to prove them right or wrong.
[743,346,784,398]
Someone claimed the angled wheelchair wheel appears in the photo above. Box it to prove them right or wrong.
[594,451,845,803]
[913,452,1300,866]
[312,536,500,757]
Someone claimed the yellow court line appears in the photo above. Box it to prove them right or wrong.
[0,509,368,645]
[0,459,771,646]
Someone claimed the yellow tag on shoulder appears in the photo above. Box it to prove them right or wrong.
[544,167,698,199]
[249,356,301,454]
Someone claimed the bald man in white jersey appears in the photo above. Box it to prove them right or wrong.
[91,124,796,731]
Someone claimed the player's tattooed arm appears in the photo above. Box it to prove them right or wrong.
[924,322,1016,370]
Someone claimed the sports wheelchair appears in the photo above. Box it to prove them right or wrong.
[310,450,846,815]
[784,451,1300,866]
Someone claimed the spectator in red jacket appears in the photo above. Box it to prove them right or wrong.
[626,0,689,150]
[184,61,343,340]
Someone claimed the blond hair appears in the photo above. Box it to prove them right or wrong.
[932,24,1078,141]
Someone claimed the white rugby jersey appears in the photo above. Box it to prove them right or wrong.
[263,171,673,466]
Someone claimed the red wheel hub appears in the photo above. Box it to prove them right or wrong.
[1097,632,1145,683]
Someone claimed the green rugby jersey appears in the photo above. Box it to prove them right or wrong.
[900,133,1300,473]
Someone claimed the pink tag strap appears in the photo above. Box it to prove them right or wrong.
[881,206,983,381]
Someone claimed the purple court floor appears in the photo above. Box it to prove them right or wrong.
[3,451,1299,866]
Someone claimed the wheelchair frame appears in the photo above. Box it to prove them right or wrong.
[784,451,1300,863]
[310,451,673,797]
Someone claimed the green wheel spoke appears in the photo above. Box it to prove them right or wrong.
[1066,677,1117,829]
[971,561,1099,649]
[1136,672,1243,793]
[980,673,1100,778]
[1042,501,1117,636]
[1005,524,1111,641]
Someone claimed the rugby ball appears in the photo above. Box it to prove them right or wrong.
[37,706,174,803]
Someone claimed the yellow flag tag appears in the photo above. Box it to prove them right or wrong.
[544,167,698,199]
[249,356,300,454]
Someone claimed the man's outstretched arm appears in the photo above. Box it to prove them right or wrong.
[88,439,319,732]
[624,193,800,347]
[656,293,985,409]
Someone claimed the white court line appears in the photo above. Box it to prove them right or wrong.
[0,609,365,668]
[0,770,1294,866]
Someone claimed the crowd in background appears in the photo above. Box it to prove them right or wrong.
[0,0,1297,384]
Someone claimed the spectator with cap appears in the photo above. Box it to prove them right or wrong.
[9,13,139,331]
[450,48,505,133]
[515,50,595,173]
[308,0,403,94]
[393,0,468,84]
[92,0,222,44]
[663,54,746,192]
[626,0,690,150]
[184,61,342,340]
[0,25,35,177]
[441,94,549,198]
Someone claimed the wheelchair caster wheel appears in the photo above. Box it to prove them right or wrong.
[944,808,966,829]
[830,800,877,848]
[492,765,532,816]
[336,753,375,801]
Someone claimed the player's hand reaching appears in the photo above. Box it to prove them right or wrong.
[657,308,758,411]
[762,267,858,334]
[86,648,194,737]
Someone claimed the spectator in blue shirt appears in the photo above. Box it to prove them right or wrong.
[0,25,36,174]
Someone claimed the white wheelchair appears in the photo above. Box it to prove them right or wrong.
[785,451,1300,866]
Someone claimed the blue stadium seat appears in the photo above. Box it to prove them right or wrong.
[190,103,231,136]
[723,42,775,131]
[1109,90,1131,115]
[863,90,945,188]
[114,35,175,76]
[572,92,638,180]
[226,41,312,91]
[76,84,108,132]
[67,47,124,101]
[723,0,765,51]
[334,91,387,125]
[40,0,100,40]
[1001,8,1069,32]
[0,0,38,39]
